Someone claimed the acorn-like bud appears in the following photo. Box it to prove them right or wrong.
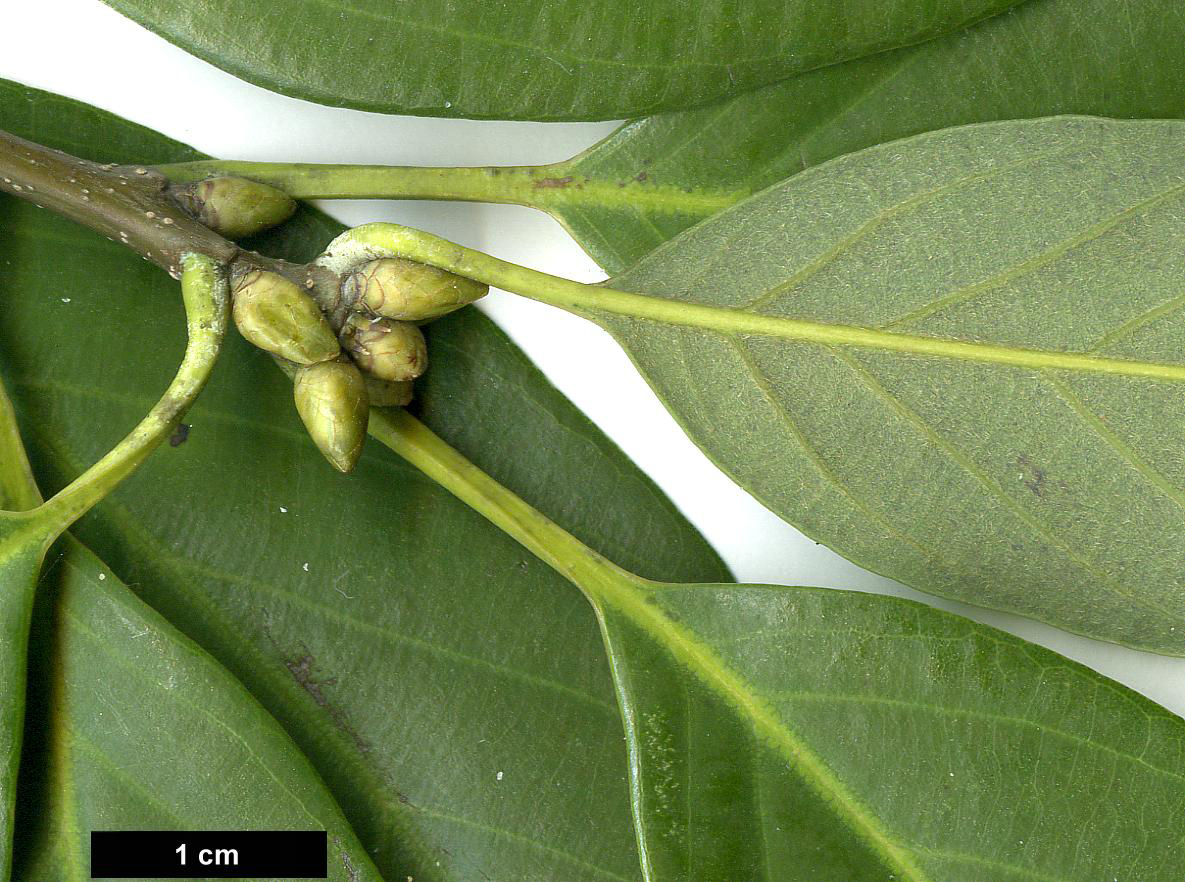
[294,360,369,473]
[342,257,487,322]
[173,176,297,239]
[340,313,427,381]
[233,270,340,365]
[365,376,413,407]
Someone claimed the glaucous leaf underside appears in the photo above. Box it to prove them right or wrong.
[599,116,1185,654]
[531,0,1185,270]
[99,0,1026,120]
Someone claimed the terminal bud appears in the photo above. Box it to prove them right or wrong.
[342,257,487,322]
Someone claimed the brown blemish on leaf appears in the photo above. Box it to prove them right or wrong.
[341,850,359,882]
[286,652,372,755]
[532,176,574,189]
[1016,455,1047,497]
[331,836,360,882]
[1016,455,1068,498]
[635,171,649,183]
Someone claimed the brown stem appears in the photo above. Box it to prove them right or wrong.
[0,129,337,296]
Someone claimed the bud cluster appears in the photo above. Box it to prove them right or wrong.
[226,249,485,473]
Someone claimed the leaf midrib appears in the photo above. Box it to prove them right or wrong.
[591,284,1185,382]
[592,575,934,882]
[44,554,86,882]
[353,220,1185,385]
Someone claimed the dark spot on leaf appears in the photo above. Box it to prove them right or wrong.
[1016,454,1053,498]
[287,654,333,706]
[635,171,649,183]
[286,652,372,754]
[169,423,189,447]
[532,176,573,189]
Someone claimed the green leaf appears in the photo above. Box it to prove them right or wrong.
[0,80,729,881]
[378,404,1185,882]
[326,113,1185,656]
[499,0,1185,270]
[99,0,1026,121]
[0,517,41,882]
[0,248,227,880]
[14,536,384,882]
[161,0,1185,272]
[595,116,1185,654]
[0,383,42,880]
[601,578,1185,881]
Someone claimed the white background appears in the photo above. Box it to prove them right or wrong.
[5,0,1185,715]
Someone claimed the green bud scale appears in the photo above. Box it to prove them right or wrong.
[172,176,296,239]
[342,257,487,322]
[340,313,427,382]
[232,270,340,365]
[294,360,369,473]
[365,376,414,408]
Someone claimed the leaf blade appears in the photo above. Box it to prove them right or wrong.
[538,0,1185,270]
[99,0,1027,120]
[600,578,1185,881]
[0,78,729,882]
[596,116,1185,653]
[372,404,1185,882]
[14,536,384,882]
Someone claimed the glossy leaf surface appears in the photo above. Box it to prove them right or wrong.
[593,117,1185,654]
[0,519,40,882]
[100,0,1024,121]
[15,536,384,882]
[0,382,41,881]
[599,577,1185,881]
[0,80,729,881]
[530,0,1185,270]
[380,406,1185,882]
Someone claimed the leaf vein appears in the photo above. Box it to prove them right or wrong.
[831,349,1179,620]
[884,178,1185,329]
[770,689,1185,785]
